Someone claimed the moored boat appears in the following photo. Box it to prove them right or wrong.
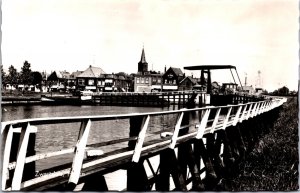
[41,93,93,105]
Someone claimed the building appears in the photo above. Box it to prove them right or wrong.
[222,83,238,94]
[76,65,106,92]
[178,76,196,91]
[162,67,185,91]
[47,71,65,92]
[134,48,163,92]
[242,85,255,95]
[134,73,162,92]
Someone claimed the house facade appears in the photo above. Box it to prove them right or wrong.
[133,47,163,92]
[178,76,196,91]
[76,65,106,92]
[162,67,185,91]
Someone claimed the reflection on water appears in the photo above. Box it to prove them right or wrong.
[2,105,179,171]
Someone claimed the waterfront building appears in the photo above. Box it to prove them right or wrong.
[162,67,185,91]
[222,83,238,94]
[134,48,163,92]
[76,65,106,92]
[178,76,196,91]
[240,85,255,95]
[96,73,132,92]
[47,71,66,92]
[134,73,162,92]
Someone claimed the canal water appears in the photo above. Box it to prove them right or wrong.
[2,105,180,190]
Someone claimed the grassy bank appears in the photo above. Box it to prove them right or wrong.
[223,97,298,191]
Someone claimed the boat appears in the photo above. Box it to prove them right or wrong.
[41,92,93,105]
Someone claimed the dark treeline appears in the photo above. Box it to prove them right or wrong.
[1,61,43,89]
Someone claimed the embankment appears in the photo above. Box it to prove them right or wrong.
[222,97,298,191]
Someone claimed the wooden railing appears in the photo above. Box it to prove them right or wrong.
[1,97,287,191]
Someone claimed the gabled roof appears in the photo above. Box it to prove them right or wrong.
[77,65,105,78]
[70,71,83,78]
[179,76,197,84]
[59,70,71,79]
[169,67,184,76]
[47,71,60,81]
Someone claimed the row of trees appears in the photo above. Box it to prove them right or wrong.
[1,61,43,88]
[271,86,296,96]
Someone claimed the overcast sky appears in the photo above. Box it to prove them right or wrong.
[2,0,299,91]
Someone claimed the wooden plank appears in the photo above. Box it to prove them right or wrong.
[11,124,36,190]
[259,101,267,114]
[3,99,283,128]
[2,125,14,189]
[132,115,150,163]
[250,103,258,118]
[222,107,232,130]
[8,148,75,170]
[87,136,136,148]
[232,105,243,126]
[239,104,248,123]
[246,103,253,120]
[196,109,211,139]
[254,102,262,116]
[170,112,184,149]
[68,119,91,186]
[210,108,221,133]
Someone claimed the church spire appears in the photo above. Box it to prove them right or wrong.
[138,46,148,75]
[140,47,147,63]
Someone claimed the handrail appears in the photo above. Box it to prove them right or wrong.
[1,97,286,191]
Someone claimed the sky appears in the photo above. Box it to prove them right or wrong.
[1,0,299,91]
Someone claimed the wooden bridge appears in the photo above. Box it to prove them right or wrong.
[1,96,286,191]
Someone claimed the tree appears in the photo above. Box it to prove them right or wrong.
[272,89,279,96]
[20,61,32,85]
[278,86,289,96]
[7,65,18,86]
[1,65,6,88]
[31,71,43,87]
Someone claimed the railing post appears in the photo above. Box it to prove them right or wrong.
[132,115,150,163]
[169,112,184,149]
[2,125,15,190]
[68,119,92,189]
[127,115,150,191]
[11,123,37,191]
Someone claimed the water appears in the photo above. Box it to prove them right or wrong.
[2,104,180,190]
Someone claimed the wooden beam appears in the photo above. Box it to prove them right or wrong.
[2,125,15,189]
[132,115,150,163]
[11,124,37,190]
[196,109,211,139]
[170,112,185,149]
[68,119,91,187]
[222,107,232,130]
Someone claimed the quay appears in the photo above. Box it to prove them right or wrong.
[1,96,41,105]
[1,94,286,191]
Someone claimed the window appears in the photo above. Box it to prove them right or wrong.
[145,77,149,84]
[173,80,176,84]
[157,78,161,84]
[97,80,104,86]
[78,79,85,86]
[141,78,144,84]
[152,77,157,84]
[137,77,140,84]
[88,79,94,85]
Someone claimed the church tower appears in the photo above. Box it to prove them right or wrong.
[138,47,148,75]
